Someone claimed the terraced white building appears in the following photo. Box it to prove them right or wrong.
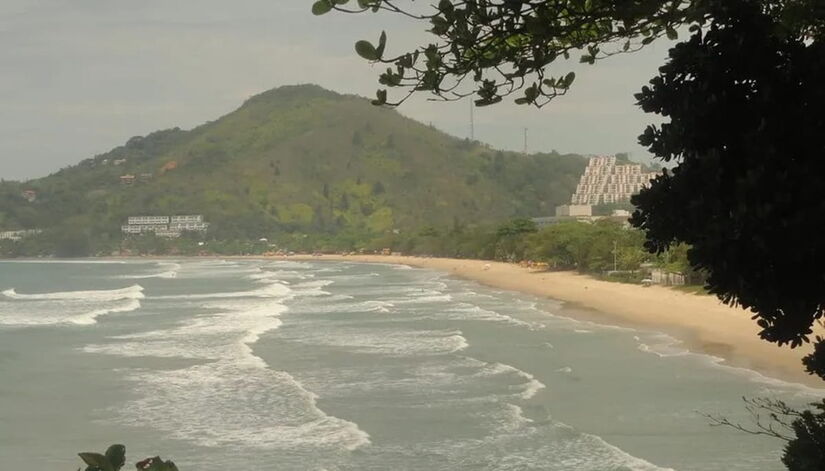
[570,156,658,205]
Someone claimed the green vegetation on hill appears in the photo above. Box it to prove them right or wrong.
[0,84,586,256]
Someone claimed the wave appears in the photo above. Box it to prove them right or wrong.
[120,270,177,280]
[86,298,287,365]
[390,414,676,471]
[0,297,142,326]
[248,269,314,282]
[269,261,314,270]
[473,362,546,400]
[154,282,290,300]
[84,272,370,452]
[291,280,334,290]
[0,259,127,264]
[71,298,143,325]
[634,332,825,399]
[280,327,468,357]
[445,303,539,329]
[390,293,454,305]
[291,299,394,314]
[2,284,144,301]
[111,360,371,451]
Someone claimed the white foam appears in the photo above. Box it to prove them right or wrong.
[444,303,539,329]
[112,361,371,451]
[634,332,825,399]
[269,261,314,269]
[292,280,334,290]
[87,296,289,364]
[154,282,290,300]
[86,267,370,452]
[119,261,181,279]
[281,327,468,357]
[121,270,178,279]
[249,269,314,282]
[0,297,142,326]
[498,403,536,432]
[0,259,127,264]
[391,293,453,305]
[2,284,144,301]
[293,299,395,314]
[71,298,143,325]
[475,362,547,400]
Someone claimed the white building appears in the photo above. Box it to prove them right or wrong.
[0,229,41,241]
[122,215,208,238]
[128,216,170,225]
[170,215,203,224]
[169,222,209,232]
[555,204,593,217]
[121,224,168,234]
[571,156,658,205]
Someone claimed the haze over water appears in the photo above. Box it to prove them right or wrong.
[0,259,819,470]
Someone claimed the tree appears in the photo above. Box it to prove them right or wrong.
[629,0,825,377]
[314,0,825,375]
[315,0,822,105]
[708,398,825,471]
[320,3,825,466]
[494,218,537,261]
[313,0,701,106]
[76,444,179,471]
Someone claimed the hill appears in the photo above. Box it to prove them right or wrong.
[0,84,586,255]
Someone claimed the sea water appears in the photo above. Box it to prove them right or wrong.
[0,259,821,470]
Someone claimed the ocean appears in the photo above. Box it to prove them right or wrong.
[0,259,820,470]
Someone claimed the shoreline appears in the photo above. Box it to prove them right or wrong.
[5,254,821,389]
[287,254,823,390]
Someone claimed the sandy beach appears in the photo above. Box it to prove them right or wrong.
[288,254,822,388]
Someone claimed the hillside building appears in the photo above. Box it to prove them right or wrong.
[122,215,209,238]
[128,216,169,225]
[0,229,41,241]
[532,205,597,228]
[570,156,658,205]
[555,204,592,217]
[531,155,653,228]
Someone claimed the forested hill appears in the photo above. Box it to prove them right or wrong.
[0,84,586,242]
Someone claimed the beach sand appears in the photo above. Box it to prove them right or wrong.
[290,254,822,388]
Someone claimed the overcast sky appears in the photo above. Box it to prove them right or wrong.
[0,0,674,181]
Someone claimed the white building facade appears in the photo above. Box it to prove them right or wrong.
[571,156,658,205]
[0,229,41,241]
[122,215,209,238]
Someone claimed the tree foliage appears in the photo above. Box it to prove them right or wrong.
[629,0,825,371]
[708,398,825,471]
[314,0,702,106]
[76,444,178,471]
[315,0,824,106]
[318,0,825,380]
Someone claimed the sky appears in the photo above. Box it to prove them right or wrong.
[0,0,675,181]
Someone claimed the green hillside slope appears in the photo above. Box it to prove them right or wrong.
[0,85,585,252]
